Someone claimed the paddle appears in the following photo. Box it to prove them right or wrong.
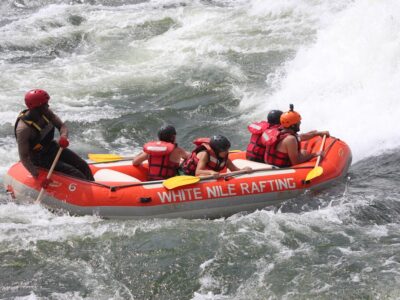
[163,175,201,189]
[88,153,134,162]
[305,135,327,182]
[88,150,243,163]
[35,147,63,204]
[163,166,276,190]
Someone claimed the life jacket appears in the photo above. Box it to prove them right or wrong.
[14,109,55,151]
[181,138,228,176]
[262,127,300,167]
[246,121,279,162]
[143,141,179,180]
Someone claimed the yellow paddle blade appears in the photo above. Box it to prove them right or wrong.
[305,166,324,181]
[88,153,124,162]
[163,176,200,190]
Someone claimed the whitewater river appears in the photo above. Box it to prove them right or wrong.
[1,0,400,299]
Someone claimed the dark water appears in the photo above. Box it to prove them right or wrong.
[1,152,400,299]
[1,0,400,299]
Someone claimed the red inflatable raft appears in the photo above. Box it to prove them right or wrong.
[3,136,351,219]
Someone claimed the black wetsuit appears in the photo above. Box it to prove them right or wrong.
[15,108,94,181]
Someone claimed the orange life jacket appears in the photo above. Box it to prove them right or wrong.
[143,141,179,180]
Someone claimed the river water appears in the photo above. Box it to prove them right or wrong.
[1,0,400,299]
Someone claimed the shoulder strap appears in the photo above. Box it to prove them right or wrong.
[16,110,50,132]
[14,110,31,138]
[193,137,210,146]
[261,127,281,146]
[144,141,175,156]
[247,121,269,134]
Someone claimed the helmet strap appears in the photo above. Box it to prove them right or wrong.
[27,108,42,121]
[290,123,300,133]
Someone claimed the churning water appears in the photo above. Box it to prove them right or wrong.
[1,0,400,299]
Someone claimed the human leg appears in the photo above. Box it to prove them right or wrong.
[59,148,94,181]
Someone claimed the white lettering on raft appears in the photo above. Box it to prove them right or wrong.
[240,178,296,194]
[157,187,202,203]
[156,178,297,203]
[206,184,237,198]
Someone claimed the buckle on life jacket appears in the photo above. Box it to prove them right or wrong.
[33,143,43,151]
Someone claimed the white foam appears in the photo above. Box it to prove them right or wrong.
[242,0,400,162]
[0,202,187,253]
[0,136,19,176]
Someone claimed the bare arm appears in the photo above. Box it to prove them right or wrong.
[178,147,190,160]
[184,150,190,160]
[195,151,219,177]
[299,130,329,141]
[45,108,68,138]
[132,152,148,166]
[15,124,39,178]
[284,136,316,165]
[226,159,252,173]
[226,159,240,172]
[166,147,190,164]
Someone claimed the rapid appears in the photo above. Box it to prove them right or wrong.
[0,0,400,299]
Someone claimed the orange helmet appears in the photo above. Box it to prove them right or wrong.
[280,104,301,128]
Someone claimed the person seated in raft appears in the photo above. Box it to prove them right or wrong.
[181,135,252,177]
[261,104,329,167]
[15,89,95,186]
[246,109,283,162]
[132,125,190,181]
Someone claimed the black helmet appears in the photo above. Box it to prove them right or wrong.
[158,125,176,143]
[210,135,231,153]
[267,110,283,125]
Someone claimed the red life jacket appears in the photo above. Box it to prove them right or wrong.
[143,141,179,180]
[181,138,227,176]
[262,128,299,167]
[246,121,279,162]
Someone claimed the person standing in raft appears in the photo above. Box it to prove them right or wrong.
[261,104,329,167]
[132,125,190,181]
[15,89,95,183]
[181,135,252,177]
[246,109,283,162]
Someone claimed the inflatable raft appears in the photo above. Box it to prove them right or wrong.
[3,136,351,219]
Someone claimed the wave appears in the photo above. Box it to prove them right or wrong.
[243,0,400,162]
[1,0,399,165]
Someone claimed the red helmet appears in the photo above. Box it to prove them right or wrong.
[24,89,50,109]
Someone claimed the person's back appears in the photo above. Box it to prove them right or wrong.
[132,125,189,181]
[246,110,282,162]
[169,146,189,165]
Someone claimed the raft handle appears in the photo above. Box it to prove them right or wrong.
[139,197,152,203]
[5,185,16,201]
